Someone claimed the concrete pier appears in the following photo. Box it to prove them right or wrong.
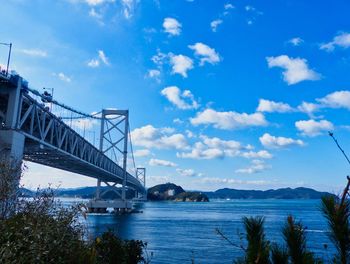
[87,199,133,214]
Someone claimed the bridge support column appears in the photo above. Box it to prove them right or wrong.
[0,76,24,218]
[0,130,25,218]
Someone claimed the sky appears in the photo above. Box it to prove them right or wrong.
[1,0,350,192]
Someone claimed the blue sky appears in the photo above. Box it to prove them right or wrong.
[1,0,350,191]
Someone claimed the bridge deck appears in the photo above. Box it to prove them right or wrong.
[0,74,145,192]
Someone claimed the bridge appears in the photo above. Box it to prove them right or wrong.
[0,71,146,213]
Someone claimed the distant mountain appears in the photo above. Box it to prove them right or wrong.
[19,187,137,199]
[20,185,334,200]
[204,187,334,199]
[147,183,209,202]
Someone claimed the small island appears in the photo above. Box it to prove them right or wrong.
[147,183,209,202]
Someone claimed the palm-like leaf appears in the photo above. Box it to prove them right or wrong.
[242,216,270,264]
[282,215,319,264]
[270,243,288,264]
[321,195,350,264]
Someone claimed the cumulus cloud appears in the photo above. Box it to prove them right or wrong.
[266,55,320,85]
[131,125,188,150]
[133,149,151,157]
[257,99,293,113]
[176,168,197,177]
[188,43,220,65]
[235,159,271,174]
[169,54,193,77]
[317,90,350,110]
[259,133,304,149]
[149,158,177,167]
[297,101,320,116]
[163,17,182,36]
[295,119,334,137]
[288,37,304,46]
[320,32,350,52]
[210,19,223,32]
[177,135,270,160]
[55,72,71,83]
[240,150,272,159]
[146,69,161,82]
[190,108,267,130]
[161,86,199,110]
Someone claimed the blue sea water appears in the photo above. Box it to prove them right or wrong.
[85,200,333,263]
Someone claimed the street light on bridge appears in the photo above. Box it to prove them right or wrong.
[0,42,12,76]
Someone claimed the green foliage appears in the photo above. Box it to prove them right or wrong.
[0,191,148,264]
[242,216,270,264]
[93,230,146,264]
[282,215,320,264]
[0,191,92,263]
[321,195,350,264]
[270,243,288,264]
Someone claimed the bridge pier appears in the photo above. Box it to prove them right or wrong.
[87,199,133,214]
[0,76,25,218]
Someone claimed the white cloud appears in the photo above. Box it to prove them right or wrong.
[89,8,103,20]
[177,135,270,160]
[295,119,334,137]
[98,50,110,65]
[147,69,161,82]
[320,32,350,52]
[188,43,220,65]
[259,133,304,149]
[163,17,182,36]
[176,168,197,177]
[210,19,223,32]
[224,3,234,10]
[19,49,47,57]
[161,86,199,110]
[297,101,320,116]
[87,59,100,68]
[266,55,320,85]
[317,90,350,110]
[87,50,110,67]
[133,149,151,157]
[240,150,272,159]
[190,108,267,130]
[56,72,71,83]
[131,125,188,150]
[288,37,304,46]
[70,118,98,130]
[149,158,177,167]
[257,99,293,113]
[85,0,109,6]
[121,0,138,19]
[151,49,167,66]
[199,177,269,186]
[173,118,184,124]
[235,160,271,174]
[169,54,193,77]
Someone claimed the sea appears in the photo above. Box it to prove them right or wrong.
[64,199,334,263]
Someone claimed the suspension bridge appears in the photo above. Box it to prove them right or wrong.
[0,70,146,213]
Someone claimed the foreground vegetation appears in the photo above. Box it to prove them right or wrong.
[216,176,350,264]
[0,158,150,263]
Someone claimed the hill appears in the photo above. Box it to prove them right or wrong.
[204,187,334,199]
[147,183,209,202]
